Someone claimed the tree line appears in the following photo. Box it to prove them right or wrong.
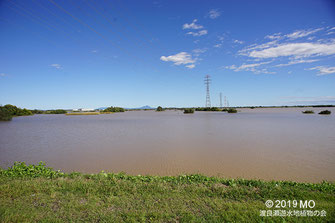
[0,104,67,121]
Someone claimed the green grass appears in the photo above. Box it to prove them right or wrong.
[0,162,334,222]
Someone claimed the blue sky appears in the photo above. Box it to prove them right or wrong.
[1,0,335,109]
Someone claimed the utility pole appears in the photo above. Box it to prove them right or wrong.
[204,75,211,107]
[219,92,223,108]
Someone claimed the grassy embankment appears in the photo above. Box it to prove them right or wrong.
[66,112,100,115]
[0,162,334,222]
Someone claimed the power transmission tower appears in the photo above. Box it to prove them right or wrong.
[224,96,227,108]
[204,75,211,107]
[219,92,223,108]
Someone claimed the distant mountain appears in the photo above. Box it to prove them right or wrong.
[136,105,154,109]
[97,105,154,110]
[126,105,155,110]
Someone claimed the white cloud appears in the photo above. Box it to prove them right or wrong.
[274,59,318,67]
[91,50,98,53]
[160,52,196,68]
[239,40,278,55]
[185,64,195,69]
[187,30,208,36]
[225,61,273,74]
[214,43,222,48]
[183,19,203,30]
[233,39,244,44]
[208,9,220,19]
[248,42,335,58]
[0,73,7,77]
[192,48,207,56]
[307,66,335,76]
[285,28,323,39]
[50,64,62,69]
[265,33,281,40]
[230,27,335,76]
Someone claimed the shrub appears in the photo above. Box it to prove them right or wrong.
[227,108,237,113]
[0,161,63,178]
[31,109,44,114]
[0,109,12,121]
[0,104,33,121]
[102,106,125,113]
[184,108,194,114]
[302,110,314,114]
[46,109,67,114]
[319,110,331,115]
[195,107,221,111]
[156,106,163,112]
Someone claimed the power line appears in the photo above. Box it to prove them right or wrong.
[84,0,148,48]
[48,0,139,61]
[7,0,78,42]
[31,0,81,32]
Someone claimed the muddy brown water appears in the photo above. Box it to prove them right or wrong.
[0,107,334,182]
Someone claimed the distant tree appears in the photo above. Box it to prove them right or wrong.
[0,104,33,121]
[195,107,221,111]
[184,108,195,114]
[31,109,44,114]
[102,106,125,113]
[47,109,67,114]
[0,107,12,121]
[227,108,237,113]
[156,106,163,112]
[318,110,331,115]
[302,110,314,114]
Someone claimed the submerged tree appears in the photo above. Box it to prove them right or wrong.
[184,108,195,114]
[156,106,164,112]
[102,106,125,113]
[318,110,331,115]
[0,104,33,121]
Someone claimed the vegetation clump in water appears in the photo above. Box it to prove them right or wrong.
[156,106,164,112]
[302,110,314,114]
[0,104,33,121]
[46,109,67,114]
[319,110,331,115]
[101,106,125,113]
[195,107,221,111]
[227,108,238,113]
[183,108,194,114]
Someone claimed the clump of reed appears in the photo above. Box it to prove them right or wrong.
[318,110,331,115]
[302,110,314,114]
[66,112,100,115]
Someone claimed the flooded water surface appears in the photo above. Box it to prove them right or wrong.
[1,108,334,182]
